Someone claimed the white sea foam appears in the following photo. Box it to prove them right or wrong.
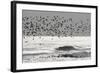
[23,36,91,54]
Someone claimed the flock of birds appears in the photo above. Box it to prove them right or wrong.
[22,15,90,37]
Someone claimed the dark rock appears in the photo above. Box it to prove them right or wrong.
[55,46,76,51]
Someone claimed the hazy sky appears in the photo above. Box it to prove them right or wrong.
[22,10,91,23]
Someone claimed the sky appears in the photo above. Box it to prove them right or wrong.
[22,10,91,36]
